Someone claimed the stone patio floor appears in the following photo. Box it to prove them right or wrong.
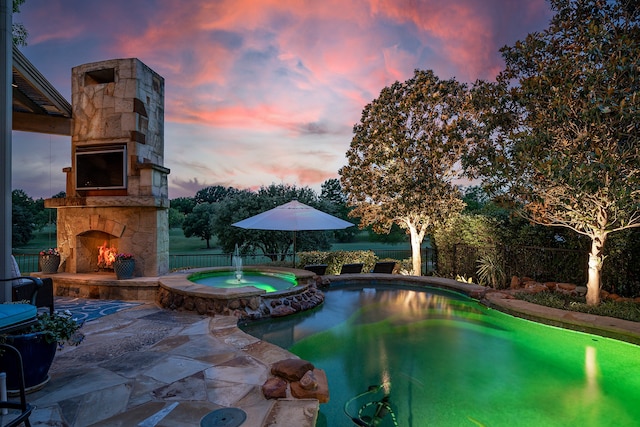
[26,303,318,427]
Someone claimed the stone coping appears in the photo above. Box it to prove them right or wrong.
[159,266,315,300]
[483,291,640,346]
[322,273,488,299]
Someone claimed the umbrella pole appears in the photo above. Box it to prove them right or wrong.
[292,231,296,268]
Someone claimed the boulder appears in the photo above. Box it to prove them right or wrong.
[510,276,521,289]
[262,377,288,399]
[556,283,576,291]
[290,369,329,403]
[271,358,315,382]
[526,283,548,294]
[271,305,297,317]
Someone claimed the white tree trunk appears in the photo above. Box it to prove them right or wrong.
[586,233,606,306]
[408,223,425,276]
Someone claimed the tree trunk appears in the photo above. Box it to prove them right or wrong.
[408,223,424,276]
[585,233,607,306]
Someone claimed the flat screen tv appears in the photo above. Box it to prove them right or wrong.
[75,146,127,190]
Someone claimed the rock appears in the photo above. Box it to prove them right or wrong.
[271,358,315,382]
[556,283,576,291]
[575,286,587,296]
[526,283,548,294]
[271,305,297,317]
[299,370,318,390]
[194,298,207,314]
[262,377,288,399]
[510,276,521,289]
[290,369,329,403]
[544,282,557,291]
[248,297,260,311]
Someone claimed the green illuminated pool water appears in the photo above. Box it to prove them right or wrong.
[190,270,297,293]
[240,284,640,427]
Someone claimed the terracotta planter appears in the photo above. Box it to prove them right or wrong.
[1,332,57,392]
[40,254,60,274]
[114,259,135,279]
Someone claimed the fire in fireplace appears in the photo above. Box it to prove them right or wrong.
[97,241,117,270]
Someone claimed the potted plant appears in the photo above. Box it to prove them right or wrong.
[113,252,135,279]
[39,247,60,274]
[1,309,84,391]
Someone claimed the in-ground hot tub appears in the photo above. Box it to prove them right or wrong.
[189,269,298,293]
[157,266,323,319]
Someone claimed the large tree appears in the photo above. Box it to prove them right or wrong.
[182,203,217,248]
[211,184,331,261]
[464,0,640,304]
[11,189,39,246]
[340,69,471,275]
[12,0,28,46]
[194,185,238,205]
[319,178,357,243]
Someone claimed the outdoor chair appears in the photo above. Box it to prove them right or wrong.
[372,261,396,274]
[0,343,34,427]
[304,264,328,275]
[340,263,364,274]
[0,283,38,427]
[8,256,54,314]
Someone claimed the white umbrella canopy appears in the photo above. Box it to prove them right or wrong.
[232,200,354,265]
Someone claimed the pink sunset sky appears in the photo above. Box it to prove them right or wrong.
[12,0,553,199]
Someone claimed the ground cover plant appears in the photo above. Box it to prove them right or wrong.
[515,291,640,323]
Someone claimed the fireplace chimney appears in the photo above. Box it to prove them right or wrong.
[45,58,170,277]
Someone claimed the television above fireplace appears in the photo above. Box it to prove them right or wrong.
[75,145,127,190]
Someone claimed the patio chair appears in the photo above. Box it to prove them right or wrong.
[340,263,364,274]
[8,256,54,314]
[0,343,34,427]
[304,264,328,276]
[372,262,396,274]
[0,303,36,427]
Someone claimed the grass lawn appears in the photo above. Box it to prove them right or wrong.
[15,227,415,255]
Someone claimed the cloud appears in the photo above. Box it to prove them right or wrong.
[15,0,552,199]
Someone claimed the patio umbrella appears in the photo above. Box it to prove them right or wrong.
[232,200,354,265]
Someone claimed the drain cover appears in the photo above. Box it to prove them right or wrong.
[200,408,247,427]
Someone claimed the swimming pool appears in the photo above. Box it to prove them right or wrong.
[240,283,640,426]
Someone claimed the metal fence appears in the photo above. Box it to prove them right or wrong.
[451,244,588,287]
[9,249,437,273]
[169,247,438,273]
[12,254,40,274]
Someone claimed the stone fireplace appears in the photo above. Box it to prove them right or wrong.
[45,58,170,277]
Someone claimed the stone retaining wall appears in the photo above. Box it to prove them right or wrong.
[156,281,324,319]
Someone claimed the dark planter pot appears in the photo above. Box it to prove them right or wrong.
[1,332,57,392]
[114,259,135,279]
[40,254,60,273]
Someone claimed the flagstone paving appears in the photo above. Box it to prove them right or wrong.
[26,303,318,427]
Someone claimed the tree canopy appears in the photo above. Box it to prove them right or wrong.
[181,203,217,248]
[464,0,640,304]
[12,0,28,46]
[340,69,471,274]
[211,183,331,261]
[194,185,238,205]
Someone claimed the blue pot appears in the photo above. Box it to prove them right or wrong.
[1,332,57,391]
